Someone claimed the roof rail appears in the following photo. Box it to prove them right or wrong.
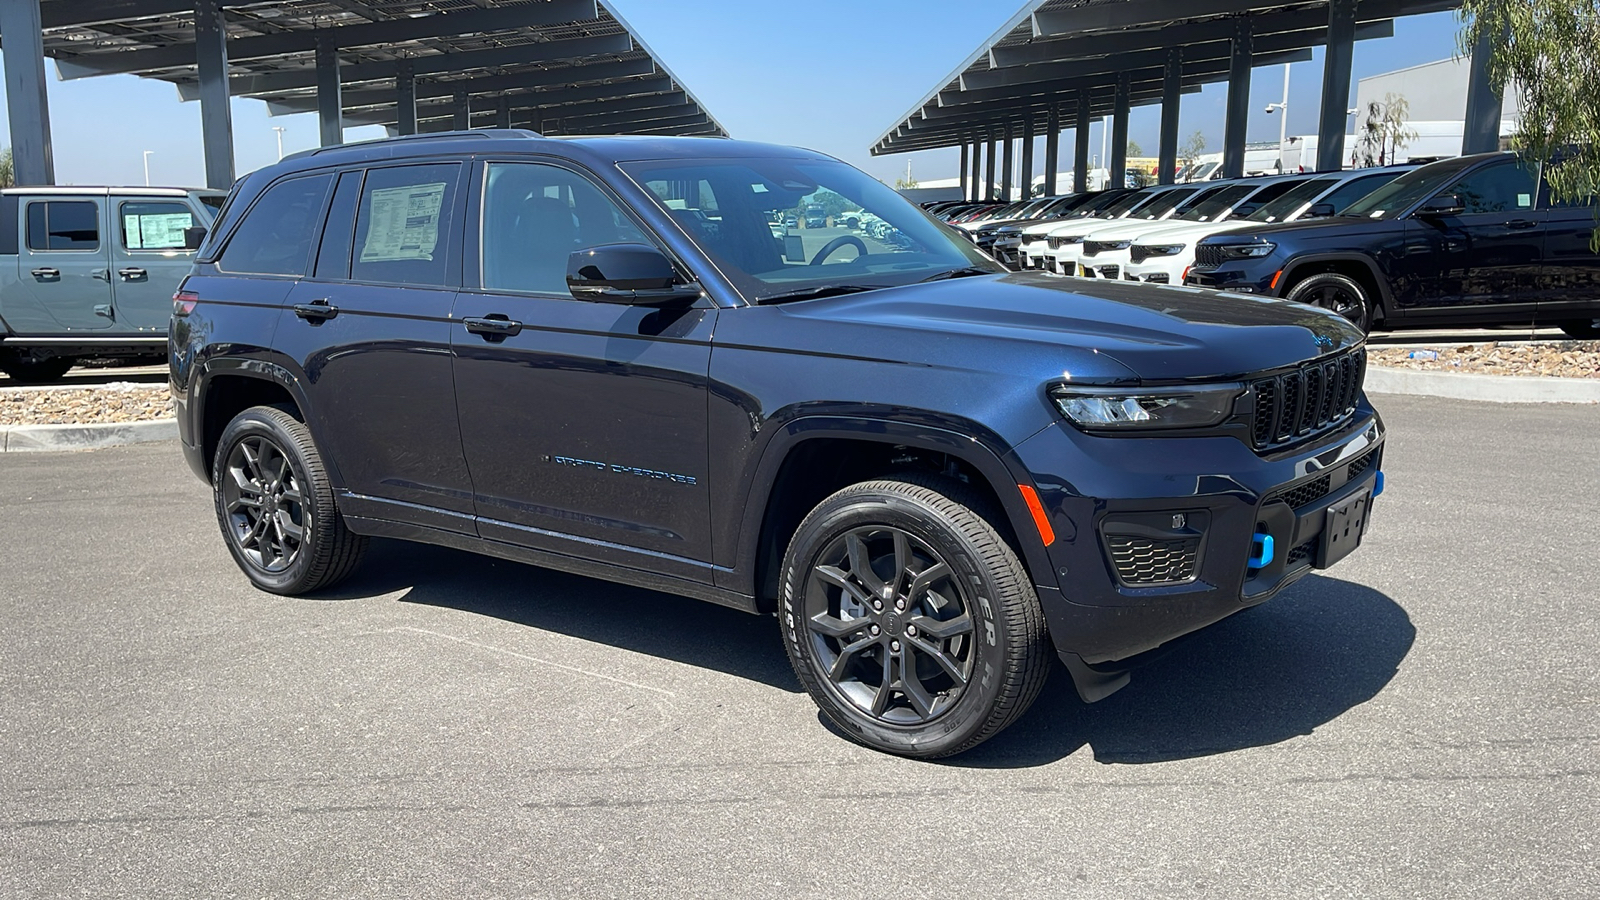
[284,128,544,162]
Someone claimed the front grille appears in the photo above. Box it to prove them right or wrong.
[1285,540,1315,568]
[1107,535,1200,585]
[1144,273,1170,284]
[1250,350,1366,450]
[1262,446,1380,511]
[1022,234,1046,245]
[1082,239,1130,257]
[1193,244,1225,270]
[1048,235,1082,249]
[1098,265,1120,279]
[1129,245,1166,264]
[1346,449,1377,482]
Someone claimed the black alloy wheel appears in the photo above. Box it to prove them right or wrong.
[212,405,367,595]
[780,476,1050,758]
[1287,272,1373,333]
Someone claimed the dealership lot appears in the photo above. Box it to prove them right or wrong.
[0,392,1594,898]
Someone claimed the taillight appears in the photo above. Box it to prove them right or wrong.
[173,290,199,317]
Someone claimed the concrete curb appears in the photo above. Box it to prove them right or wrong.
[0,419,178,453]
[1366,365,1600,404]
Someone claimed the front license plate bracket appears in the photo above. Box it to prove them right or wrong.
[1315,489,1372,569]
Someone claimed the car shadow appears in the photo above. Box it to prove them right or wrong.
[941,573,1415,768]
[322,538,802,693]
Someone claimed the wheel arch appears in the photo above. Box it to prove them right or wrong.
[193,358,325,482]
[1278,253,1394,323]
[732,415,1053,614]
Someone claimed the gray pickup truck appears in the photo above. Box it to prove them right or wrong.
[0,186,225,381]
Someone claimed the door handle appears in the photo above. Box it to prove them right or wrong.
[292,298,339,323]
[94,304,115,321]
[92,269,111,281]
[30,267,59,280]
[463,315,523,340]
[1506,219,1537,230]
[118,267,148,281]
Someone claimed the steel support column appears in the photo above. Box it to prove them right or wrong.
[453,92,470,131]
[1158,48,1182,185]
[1001,124,1014,201]
[1020,117,1035,199]
[1462,24,1505,155]
[985,136,997,200]
[315,38,343,146]
[1317,0,1357,171]
[1044,105,1060,196]
[959,143,969,199]
[0,0,55,185]
[970,139,983,201]
[193,0,235,188]
[495,95,512,130]
[1222,17,1253,179]
[1110,73,1130,188]
[1074,95,1090,193]
[395,61,417,135]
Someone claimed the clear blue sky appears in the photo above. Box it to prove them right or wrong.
[0,3,1466,187]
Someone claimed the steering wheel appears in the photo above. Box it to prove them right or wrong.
[809,235,868,266]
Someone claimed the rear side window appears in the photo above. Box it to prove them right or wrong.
[119,201,196,251]
[313,170,363,280]
[27,200,100,251]
[350,163,460,286]
[217,174,333,276]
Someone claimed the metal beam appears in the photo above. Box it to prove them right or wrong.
[1034,0,1314,36]
[959,143,969,199]
[1073,95,1090,193]
[543,106,702,132]
[1462,22,1504,155]
[395,60,416,136]
[495,95,512,130]
[1110,73,1130,185]
[1020,116,1035,199]
[1044,106,1060,195]
[1,0,54,184]
[970,139,983,200]
[525,113,710,137]
[266,76,677,118]
[452,91,470,131]
[985,136,997,200]
[1318,0,1358,171]
[413,91,689,127]
[177,56,657,102]
[1222,18,1253,179]
[1158,48,1181,184]
[195,0,233,189]
[316,37,342,147]
[52,1,602,78]
[1001,123,1014,201]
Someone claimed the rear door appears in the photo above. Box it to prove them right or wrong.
[15,196,114,331]
[110,196,201,332]
[1398,158,1543,319]
[1533,177,1600,325]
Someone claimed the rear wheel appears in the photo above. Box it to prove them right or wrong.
[1287,272,1374,333]
[779,475,1050,758]
[212,405,366,595]
[0,354,74,383]
[1560,318,1600,339]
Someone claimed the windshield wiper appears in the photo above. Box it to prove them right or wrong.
[917,266,999,283]
[757,284,888,304]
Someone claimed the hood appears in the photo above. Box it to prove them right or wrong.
[1202,213,1399,242]
[1075,218,1189,242]
[777,273,1364,384]
[1127,220,1253,246]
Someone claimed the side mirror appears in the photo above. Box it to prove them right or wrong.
[1417,193,1465,217]
[1307,203,1336,218]
[566,243,701,307]
[182,225,208,251]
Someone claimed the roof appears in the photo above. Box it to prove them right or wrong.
[0,186,220,196]
[871,0,1461,156]
[38,0,726,137]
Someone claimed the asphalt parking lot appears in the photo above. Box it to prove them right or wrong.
[1,393,1596,898]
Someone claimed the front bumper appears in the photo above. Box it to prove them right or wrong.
[1013,405,1384,668]
[1123,253,1192,285]
[1184,260,1281,294]
[1074,249,1135,280]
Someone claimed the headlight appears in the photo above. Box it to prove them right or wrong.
[1217,242,1276,260]
[1051,384,1244,431]
[1138,244,1185,257]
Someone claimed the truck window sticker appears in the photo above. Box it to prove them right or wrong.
[359,182,446,263]
[123,211,194,250]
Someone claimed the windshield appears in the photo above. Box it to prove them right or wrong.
[1177,184,1256,221]
[1097,190,1155,218]
[1188,162,1220,181]
[623,157,999,302]
[1131,186,1199,219]
[1245,177,1340,222]
[1341,158,1477,219]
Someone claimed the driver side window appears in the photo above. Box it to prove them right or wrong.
[1445,161,1538,215]
[480,162,647,295]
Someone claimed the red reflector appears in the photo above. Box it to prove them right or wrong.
[1018,485,1056,547]
[1269,269,1283,292]
[1181,265,1192,284]
[173,290,199,316]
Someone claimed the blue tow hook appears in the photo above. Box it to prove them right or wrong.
[1248,533,1275,569]
[1374,471,1385,497]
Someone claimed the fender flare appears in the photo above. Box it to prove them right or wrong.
[1277,253,1397,321]
[190,356,343,486]
[723,413,1055,602]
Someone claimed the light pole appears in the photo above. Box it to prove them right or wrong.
[1264,63,1291,169]
[142,150,153,186]
[272,126,286,161]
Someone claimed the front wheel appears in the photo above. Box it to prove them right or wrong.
[0,354,74,383]
[779,476,1050,758]
[1287,272,1374,333]
[212,405,367,595]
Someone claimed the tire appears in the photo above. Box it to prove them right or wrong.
[1287,272,1374,333]
[0,355,74,383]
[211,405,367,595]
[1560,319,1600,339]
[779,475,1050,758]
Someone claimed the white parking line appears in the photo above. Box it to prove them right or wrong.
[385,626,677,698]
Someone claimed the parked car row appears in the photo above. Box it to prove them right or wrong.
[964,152,1600,337]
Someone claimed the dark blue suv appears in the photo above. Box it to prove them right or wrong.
[171,131,1385,757]
[1187,151,1600,337]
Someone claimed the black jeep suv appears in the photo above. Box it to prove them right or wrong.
[1187,151,1600,336]
[172,131,1385,758]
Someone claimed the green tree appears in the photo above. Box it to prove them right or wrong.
[1461,0,1597,206]
[1355,93,1417,167]
[1126,139,1144,158]
[0,147,13,189]
[1178,130,1206,168]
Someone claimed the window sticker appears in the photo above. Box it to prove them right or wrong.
[1517,193,1532,208]
[360,182,446,262]
[125,212,193,249]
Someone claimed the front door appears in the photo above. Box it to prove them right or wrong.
[1397,159,1544,321]
[1533,183,1600,326]
[15,197,114,331]
[110,196,202,332]
[451,160,716,580]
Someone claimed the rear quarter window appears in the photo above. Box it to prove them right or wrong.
[217,174,333,276]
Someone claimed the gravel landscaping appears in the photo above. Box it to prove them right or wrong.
[1369,341,1600,379]
[0,384,174,427]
